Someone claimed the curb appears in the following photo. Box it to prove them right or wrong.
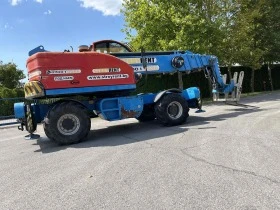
[0,123,20,130]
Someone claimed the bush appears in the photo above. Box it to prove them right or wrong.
[0,87,25,116]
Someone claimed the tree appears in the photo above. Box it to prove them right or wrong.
[257,0,280,90]
[216,0,242,79]
[123,0,232,54]
[122,0,280,93]
[0,61,25,89]
[233,0,276,92]
[122,0,237,91]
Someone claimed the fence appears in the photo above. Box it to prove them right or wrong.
[136,64,280,98]
[0,98,25,126]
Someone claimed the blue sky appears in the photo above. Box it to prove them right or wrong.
[0,0,126,79]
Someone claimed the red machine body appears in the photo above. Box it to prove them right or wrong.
[26,52,136,90]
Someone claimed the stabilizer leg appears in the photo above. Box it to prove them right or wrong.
[195,98,206,113]
[25,133,40,140]
[212,71,244,103]
[24,103,40,140]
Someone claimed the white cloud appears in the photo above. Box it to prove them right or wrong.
[10,0,23,6]
[1,23,13,30]
[78,0,123,16]
[9,0,43,6]
[44,10,52,15]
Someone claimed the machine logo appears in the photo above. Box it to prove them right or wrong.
[140,57,157,64]
[54,76,74,81]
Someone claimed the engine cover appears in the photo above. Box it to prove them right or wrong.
[25,52,136,98]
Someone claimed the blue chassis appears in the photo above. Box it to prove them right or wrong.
[14,87,200,124]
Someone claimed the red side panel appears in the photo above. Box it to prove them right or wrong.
[26,52,136,90]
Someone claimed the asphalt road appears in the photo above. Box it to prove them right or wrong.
[0,92,280,210]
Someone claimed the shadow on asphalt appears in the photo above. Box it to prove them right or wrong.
[187,107,262,127]
[33,104,263,153]
[206,91,280,108]
[238,91,280,104]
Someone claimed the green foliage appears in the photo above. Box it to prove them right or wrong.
[0,87,24,116]
[0,61,25,116]
[122,0,280,92]
[122,0,230,57]
[0,61,25,89]
[0,86,23,98]
[260,0,280,63]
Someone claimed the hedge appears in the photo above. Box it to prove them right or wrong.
[136,64,280,98]
[0,87,25,117]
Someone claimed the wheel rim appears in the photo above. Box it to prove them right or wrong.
[167,101,183,119]
[57,114,80,135]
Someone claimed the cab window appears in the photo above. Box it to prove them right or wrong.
[94,41,131,53]
[94,42,108,53]
[109,42,130,53]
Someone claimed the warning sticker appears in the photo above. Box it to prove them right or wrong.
[28,70,41,79]
[133,65,160,72]
[120,57,157,64]
[120,58,141,64]
[47,69,81,74]
[87,74,129,80]
[54,76,74,81]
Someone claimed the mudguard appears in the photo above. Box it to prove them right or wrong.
[154,88,182,103]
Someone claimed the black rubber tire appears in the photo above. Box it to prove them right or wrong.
[136,104,155,122]
[43,123,53,140]
[43,101,91,145]
[155,93,189,126]
[25,103,37,134]
[43,104,59,141]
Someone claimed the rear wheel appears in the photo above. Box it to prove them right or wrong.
[43,101,91,145]
[155,93,189,126]
[43,122,54,140]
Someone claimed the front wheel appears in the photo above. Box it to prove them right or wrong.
[43,101,91,145]
[155,93,189,126]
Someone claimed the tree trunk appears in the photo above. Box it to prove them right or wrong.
[267,63,274,91]
[178,72,183,90]
[227,65,232,80]
[250,68,255,92]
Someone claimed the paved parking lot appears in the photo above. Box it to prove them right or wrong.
[1,92,280,210]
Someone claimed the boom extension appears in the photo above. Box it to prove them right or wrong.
[111,51,244,102]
